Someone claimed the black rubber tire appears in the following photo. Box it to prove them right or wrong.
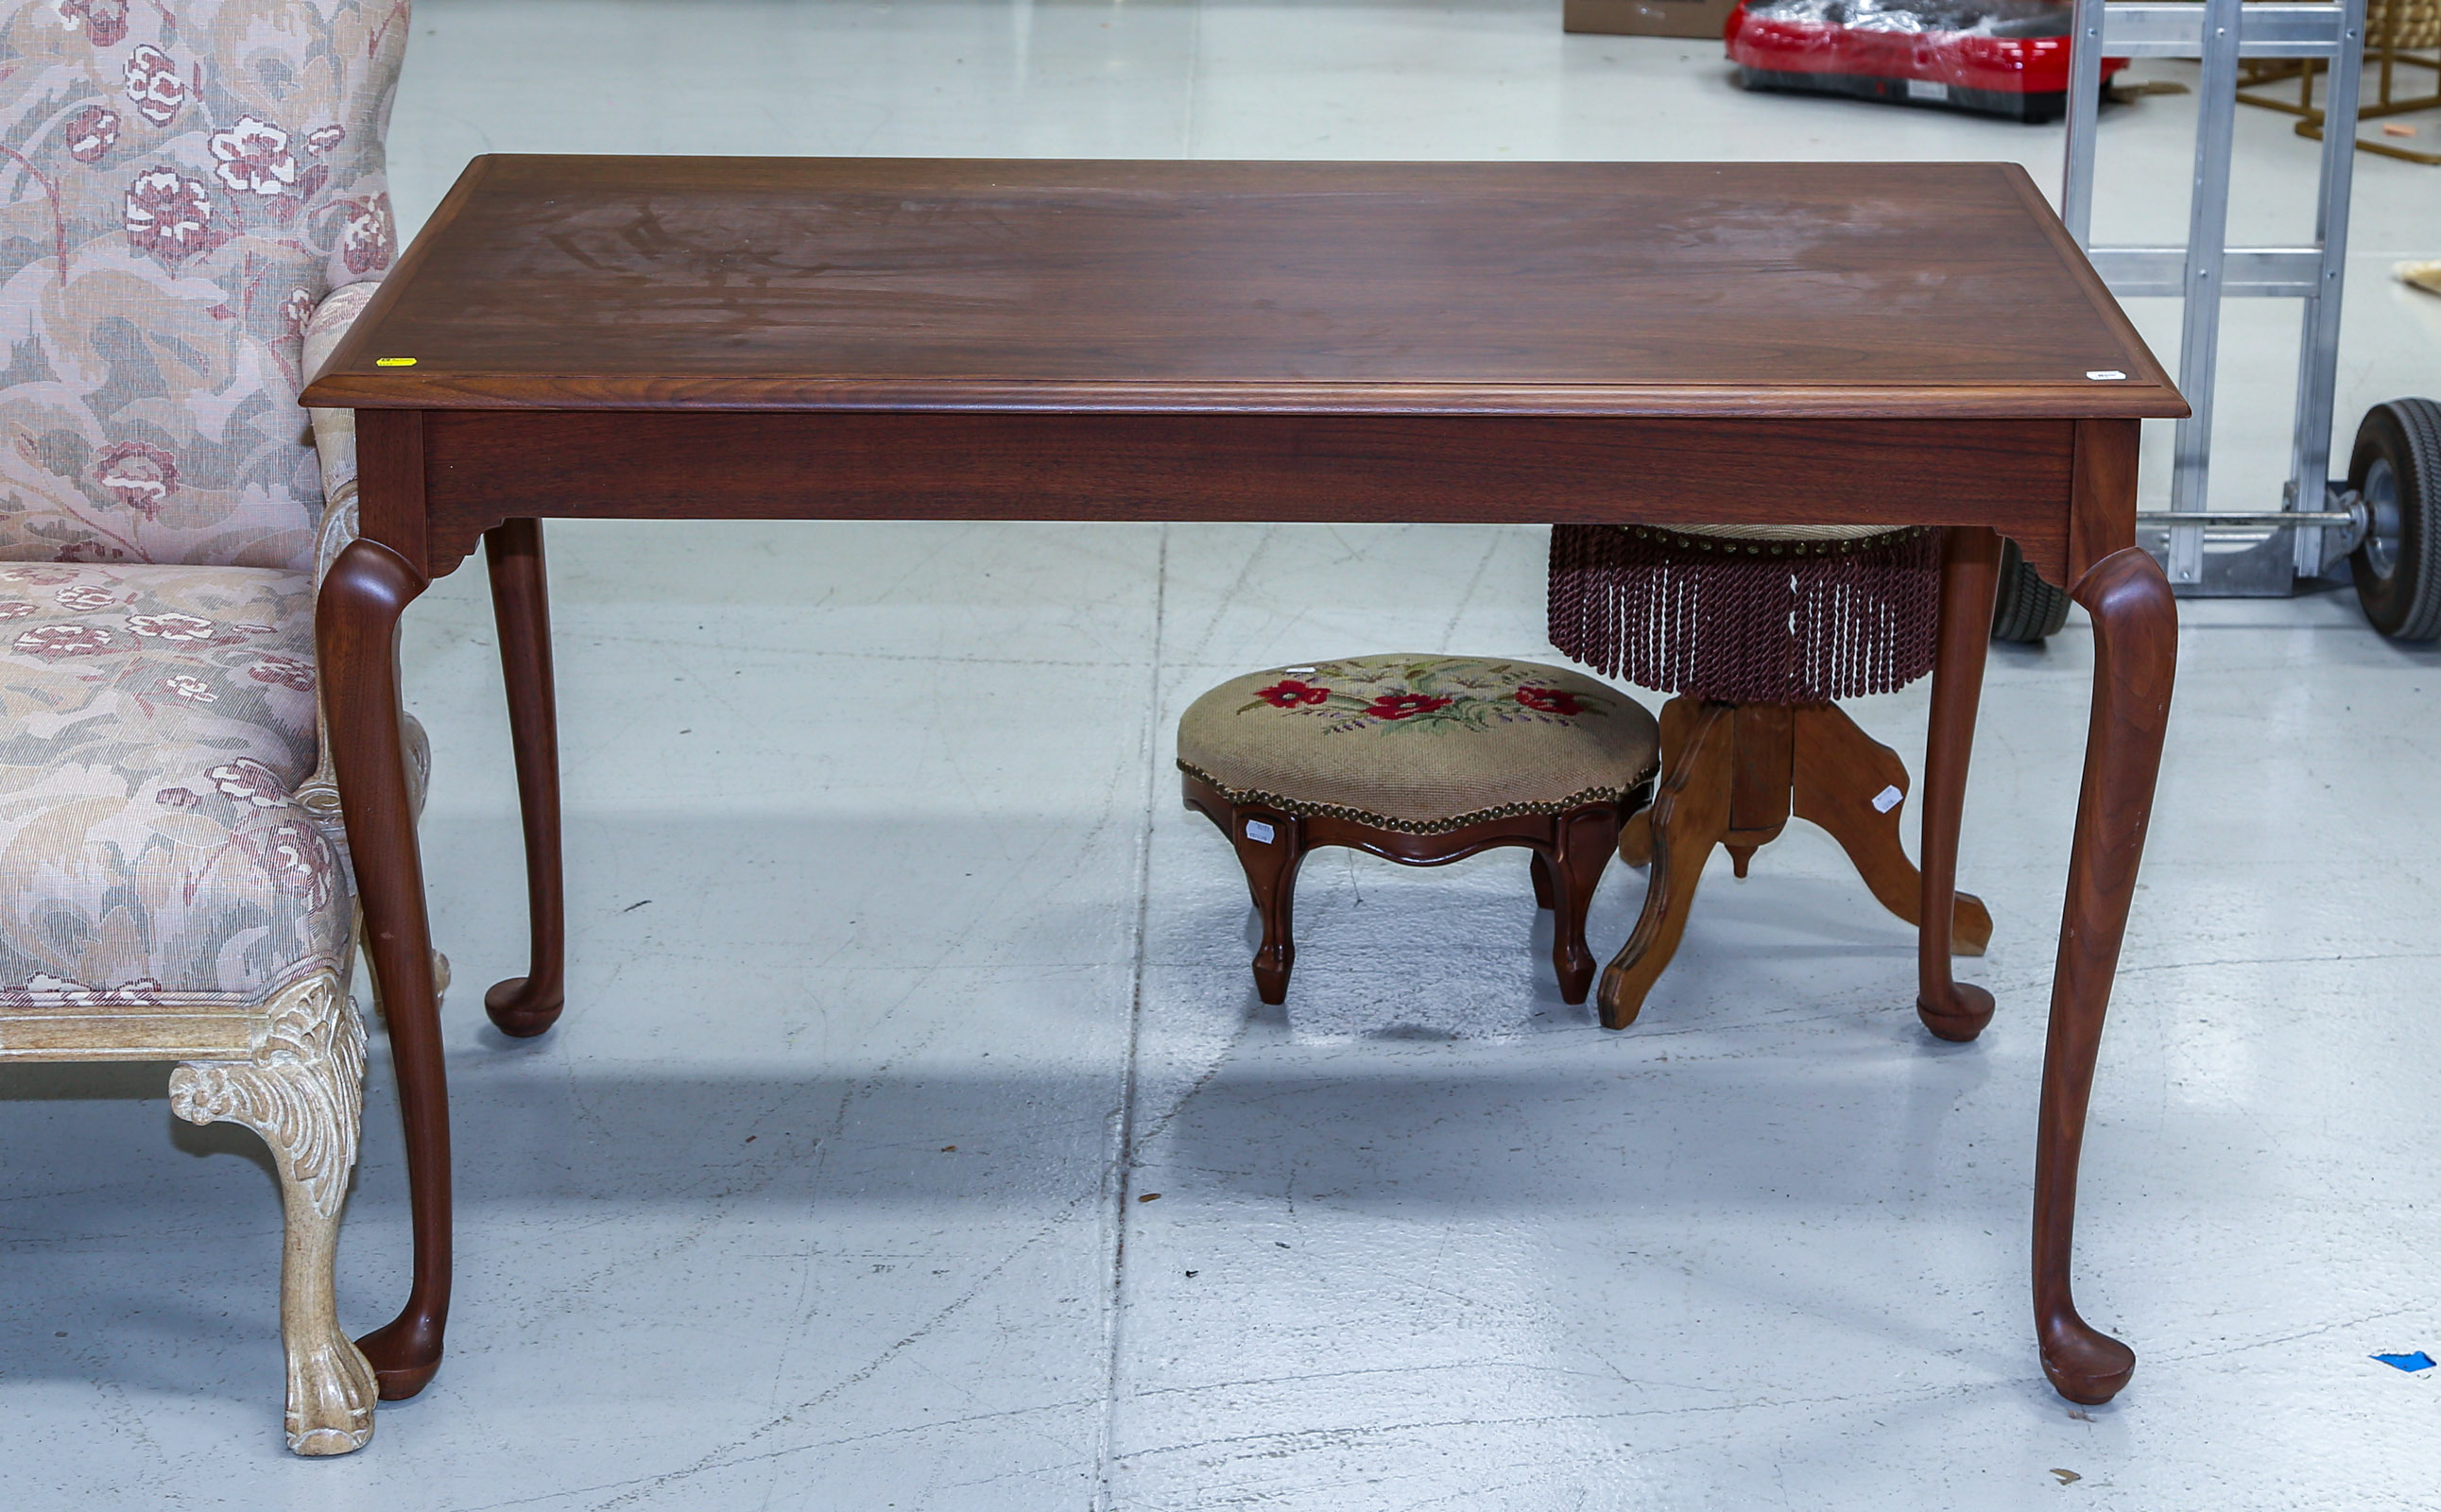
[1991,537,2073,642]
[2349,398,2441,643]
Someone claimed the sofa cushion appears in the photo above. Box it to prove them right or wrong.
[1,561,344,1006]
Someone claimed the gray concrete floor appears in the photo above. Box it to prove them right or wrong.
[5,3,2440,1507]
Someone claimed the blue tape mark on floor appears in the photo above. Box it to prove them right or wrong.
[2371,1351,2436,1372]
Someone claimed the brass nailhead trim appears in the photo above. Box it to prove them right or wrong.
[1177,759,1659,835]
[1611,524,1929,558]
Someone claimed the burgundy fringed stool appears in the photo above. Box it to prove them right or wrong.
[1548,523,1996,1033]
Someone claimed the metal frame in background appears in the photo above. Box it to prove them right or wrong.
[2062,0,2370,595]
[2237,0,2441,168]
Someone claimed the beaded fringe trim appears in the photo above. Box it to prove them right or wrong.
[1178,759,1657,835]
[1547,524,1942,704]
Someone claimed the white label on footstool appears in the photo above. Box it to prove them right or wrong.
[1872,785,1903,814]
[1245,819,1277,844]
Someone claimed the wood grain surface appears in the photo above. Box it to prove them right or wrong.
[305,156,2183,421]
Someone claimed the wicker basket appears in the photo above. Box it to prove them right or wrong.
[2371,0,2440,49]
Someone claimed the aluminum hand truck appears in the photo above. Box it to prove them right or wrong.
[1993,0,2439,638]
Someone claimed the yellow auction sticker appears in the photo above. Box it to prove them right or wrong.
[375,356,418,367]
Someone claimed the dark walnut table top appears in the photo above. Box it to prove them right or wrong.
[305,156,2182,421]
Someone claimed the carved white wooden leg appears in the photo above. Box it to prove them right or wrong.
[169,971,376,1455]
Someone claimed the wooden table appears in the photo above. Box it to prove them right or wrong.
[304,155,2187,1407]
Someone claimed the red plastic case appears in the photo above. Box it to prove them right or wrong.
[1725,0,2126,122]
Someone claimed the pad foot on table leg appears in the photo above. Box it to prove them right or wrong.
[484,976,564,1038]
[1917,983,1996,1042]
[355,1311,444,1400]
[2040,1310,2136,1405]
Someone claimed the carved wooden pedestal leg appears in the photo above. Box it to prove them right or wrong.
[2034,545,2175,1405]
[1917,526,2003,1041]
[1598,700,1735,1028]
[482,518,567,1038]
[170,973,376,1455]
[1790,704,1992,954]
[318,538,451,1400]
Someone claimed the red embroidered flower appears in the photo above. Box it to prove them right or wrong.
[1366,693,1452,721]
[1513,685,1582,716]
[0,602,32,620]
[124,170,217,261]
[64,105,120,163]
[304,124,347,155]
[122,43,186,129]
[1254,679,1329,708]
[55,582,118,611]
[60,0,129,47]
[93,439,178,513]
[340,193,393,274]
[13,624,117,658]
[208,114,299,199]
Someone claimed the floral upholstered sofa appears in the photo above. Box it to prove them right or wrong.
[1,0,421,1454]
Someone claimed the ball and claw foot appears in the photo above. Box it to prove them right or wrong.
[287,1336,379,1454]
[484,975,564,1037]
[2041,1313,2136,1405]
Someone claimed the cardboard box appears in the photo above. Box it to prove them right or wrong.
[1564,0,1740,42]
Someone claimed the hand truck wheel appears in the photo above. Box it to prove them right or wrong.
[2348,398,2441,643]
[1990,537,2073,643]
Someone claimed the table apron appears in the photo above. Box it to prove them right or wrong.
[378,409,2083,578]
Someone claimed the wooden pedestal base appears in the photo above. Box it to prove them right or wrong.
[1598,697,1992,1029]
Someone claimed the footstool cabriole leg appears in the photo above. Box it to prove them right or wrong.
[1544,805,1618,1005]
[318,536,451,1400]
[1917,525,2003,1041]
[2033,544,2175,1406]
[482,518,566,1038]
[1229,807,1307,1005]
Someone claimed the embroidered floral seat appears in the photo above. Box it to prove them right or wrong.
[1178,655,1659,1006]
[1,0,418,1455]
[1178,655,1659,833]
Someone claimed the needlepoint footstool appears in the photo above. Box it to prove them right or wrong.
[1178,655,1659,1005]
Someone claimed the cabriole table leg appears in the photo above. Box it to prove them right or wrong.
[1917,525,2003,1040]
[2034,544,2176,1404]
[481,518,568,1037]
[318,538,451,1400]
